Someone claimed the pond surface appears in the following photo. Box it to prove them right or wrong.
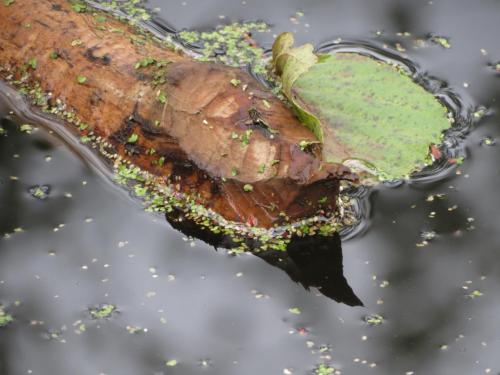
[1,0,500,374]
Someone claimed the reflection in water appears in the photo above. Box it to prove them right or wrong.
[0,78,363,307]
[2,0,500,373]
[260,235,363,306]
[167,210,363,306]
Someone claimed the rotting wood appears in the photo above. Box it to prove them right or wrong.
[0,0,356,238]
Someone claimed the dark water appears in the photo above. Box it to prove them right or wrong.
[1,0,500,374]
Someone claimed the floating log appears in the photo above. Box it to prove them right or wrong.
[0,0,355,235]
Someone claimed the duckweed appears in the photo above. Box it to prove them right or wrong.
[364,313,384,326]
[0,306,13,327]
[0,0,358,254]
[178,22,270,75]
[315,364,335,375]
[90,304,116,319]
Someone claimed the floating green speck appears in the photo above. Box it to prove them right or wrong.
[90,304,116,319]
[288,307,301,315]
[315,364,335,375]
[364,313,384,326]
[165,359,178,367]
[20,124,34,133]
[0,306,13,327]
[431,35,451,49]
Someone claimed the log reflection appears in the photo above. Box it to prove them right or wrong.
[167,210,363,306]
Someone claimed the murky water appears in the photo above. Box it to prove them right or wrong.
[1,0,500,374]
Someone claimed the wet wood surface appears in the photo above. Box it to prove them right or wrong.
[0,0,354,228]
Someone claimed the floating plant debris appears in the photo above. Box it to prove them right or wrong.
[0,0,359,253]
[165,359,178,367]
[19,123,34,133]
[28,184,50,200]
[178,21,269,74]
[126,325,144,334]
[288,307,301,315]
[89,304,117,319]
[364,313,384,326]
[272,32,452,181]
[0,306,13,327]
[1,0,499,374]
[467,290,484,299]
[480,136,496,147]
[315,363,335,375]
[430,35,451,49]
[420,230,436,241]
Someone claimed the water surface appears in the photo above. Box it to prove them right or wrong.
[1,0,500,374]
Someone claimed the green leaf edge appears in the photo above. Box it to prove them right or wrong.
[271,33,324,142]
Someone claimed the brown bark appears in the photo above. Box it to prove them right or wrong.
[0,0,354,228]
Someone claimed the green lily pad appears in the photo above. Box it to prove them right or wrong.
[272,33,451,180]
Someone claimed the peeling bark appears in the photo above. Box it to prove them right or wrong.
[0,0,354,229]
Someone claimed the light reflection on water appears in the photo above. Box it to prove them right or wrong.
[1,0,500,374]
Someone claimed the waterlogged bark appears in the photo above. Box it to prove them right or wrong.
[0,0,354,228]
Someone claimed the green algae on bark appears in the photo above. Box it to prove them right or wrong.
[272,32,452,181]
[0,69,357,253]
[0,1,359,252]
[113,157,357,253]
